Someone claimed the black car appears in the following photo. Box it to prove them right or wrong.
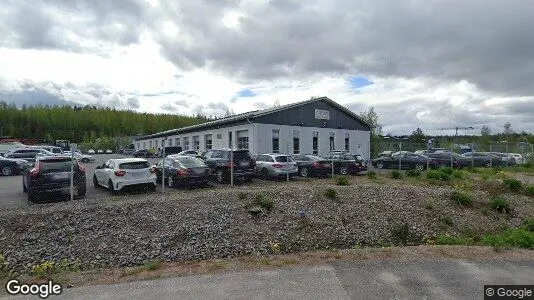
[292,155,333,177]
[133,149,154,158]
[0,156,29,176]
[202,149,256,183]
[372,152,438,171]
[176,150,201,158]
[321,153,366,175]
[461,152,504,167]
[351,154,368,172]
[156,146,184,157]
[154,155,210,188]
[4,150,43,164]
[426,153,463,168]
[23,156,86,202]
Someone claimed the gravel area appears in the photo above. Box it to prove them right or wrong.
[1,179,533,273]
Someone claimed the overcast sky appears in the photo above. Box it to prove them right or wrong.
[1,0,533,135]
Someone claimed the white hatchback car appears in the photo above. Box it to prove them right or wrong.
[93,158,157,194]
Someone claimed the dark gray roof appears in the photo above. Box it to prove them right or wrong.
[136,97,370,140]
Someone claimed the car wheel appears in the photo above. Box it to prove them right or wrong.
[1,166,13,176]
[167,175,175,188]
[216,169,226,183]
[484,161,492,168]
[260,168,270,179]
[415,163,424,172]
[376,162,384,169]
[108,180,118,195]
[299,167,309,178]
[339,166,349,175]
[93,175,99,188]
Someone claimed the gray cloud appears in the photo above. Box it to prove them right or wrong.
[127,97,140,109]
[160,103,178,111]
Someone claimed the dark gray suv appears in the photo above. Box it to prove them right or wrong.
[201,149,256,183]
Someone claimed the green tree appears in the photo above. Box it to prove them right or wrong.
[410,127,426,142]
[358,107,383,158]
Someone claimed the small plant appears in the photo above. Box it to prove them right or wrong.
[144,260,162,271]
[423,198,435,210]
[0,254,14,278]
[406,169,421,177]
[390,223,412,246]
[426,170,450,181]
[254,194,275,211]
[482,174,491,181]
[525,185,534,196]
[367,170,377,179]
[324,187,338,199]
[438,167,454,176]
[31,261,56,278]
[389,170,403,179]
[451,191,473,206]
[268,241,281,254]
[451,170,466,179]
[502,177,523,192]
[334,176,350,186]
[480,207,490,216]
[435,235,471,245]
[523,219,534,232]
[237,192,247,200]
[490,197,510,214]
[482,228,534,249]
[440,216,454,226]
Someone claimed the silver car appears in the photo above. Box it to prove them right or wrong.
[255,154,298,179]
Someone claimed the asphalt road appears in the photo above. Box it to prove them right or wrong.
[4,259,533,299]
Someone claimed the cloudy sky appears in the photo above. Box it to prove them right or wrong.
[1,0,533,135]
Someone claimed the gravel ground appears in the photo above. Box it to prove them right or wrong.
[1,178,533,273]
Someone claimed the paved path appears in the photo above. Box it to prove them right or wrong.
[4,259,533,299]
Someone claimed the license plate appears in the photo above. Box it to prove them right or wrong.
[239,161,249,167]
[53,174,70,180]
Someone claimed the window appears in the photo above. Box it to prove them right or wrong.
[168,139,172,146]
[228,132,233,148]
[312,132,319,155]
[345,133,350,151]
[149,141,153,148]
[329,132,335,152]
[217,133,222,139]
[237,130,249,150]
[272,129,280,153]
[293,130,300,154]
[143,142,146,149]
[204,134,213,150]
[155,140,159,148]
[193,136,200,150]
[175,138,180,148]
[183,137,190,150]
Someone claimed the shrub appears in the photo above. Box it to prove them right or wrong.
[324,188,338,199]
[490,197,510,214]
[390,223,412,246]
[526,185,534,196]
[451,191,473,206]
[451,170,466,179]
[389,170,403,179]
[406,169,421,177]
[438,167,454,175]
[440,216,454,226]
[423,198,435,210]
[426,170,451,181]
[482,228,534,249]
[435,235,471,245]
[523,219,534,232]
[482,174,491,181]
[144,260,162,271]
[254,194,275,211]
[334,176,350,186]
[0,254,14,278]
[367,170,378,179]
[502,177,523,192]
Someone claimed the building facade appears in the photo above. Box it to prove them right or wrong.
[135,97,372,159]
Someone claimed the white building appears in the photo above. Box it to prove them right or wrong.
[135,97,372,159]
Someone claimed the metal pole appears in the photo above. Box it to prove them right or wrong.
[162,142,165,193]
[70,145,74,201]
[399,142,402,171]
[286,141,289,182]
[450,144,453,168]
[471,142,474,168]
[331,154,335,177]
[490,145,493,167]
[506,143,509,167]
[230,134,234,186]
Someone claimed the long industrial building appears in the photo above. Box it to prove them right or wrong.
[134,97,371,159]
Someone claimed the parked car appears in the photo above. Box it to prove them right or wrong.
[97,150,104,154]
[202,149,256,183]
[426,152,464,168]
[292,155,333,177]
[121,149,135,156]
[351,154,368,172]
[155,146,183,157]
[254,154,298,179]
[133,149,155,158]
[176,150,202,158]
[1,156,30,176]
[87,149,96,154]
[93,158,157,194]
[376,151,394,158]
[63,151,95,163]
[153,155,210,187]
[0,142,26,157]
[489,152,516,166]
[23,156,86,202]
[106,149,113,154]
[372,152,438,171]
[37,146,64,154]
[509,153,525,165]
[4,148,56,164]
[321,153,367,175]
[461,152,504,167]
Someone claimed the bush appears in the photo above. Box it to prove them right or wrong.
[426,170,451,181]
[324,188,338,199]
[490,197,510,214]
[451,191,473,206]
[526,185,534,196]
[254,194,275,211]
[451,170,466,179]
[390,223,415,246]
[482,228,534,249]
[502,178,523,192]
[0,254,14,278]
[406,169,421,177]
[523,219,534,232]
[440,216,454,226]
[389,170,403,179]
[334,176,350,186]
[367,170,377,179]
[435,235,471,245]
[438,167,454,175]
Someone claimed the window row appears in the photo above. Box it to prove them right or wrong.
[271,130,351,154]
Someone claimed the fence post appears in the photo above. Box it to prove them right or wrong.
[70,145,75,201]
[286,141,289,182]
[450,144,453,168]
[230,138,234,186]
[471,142,474,168]
[490,145,493,167]
[399,142,402,171]
[161,145,165,193]
[506,142,509,167]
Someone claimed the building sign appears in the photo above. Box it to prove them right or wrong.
[315,109,330,120]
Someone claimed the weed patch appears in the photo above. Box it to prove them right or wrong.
[451,191,473,206]
[389,170,403,179]
[324,188,338,199]
[440,216,454,226]
[502,178,523,192]
[334,176,350,186]
[482,229,534,249]
[367,170,378,179]
[525,185,534,196]
[406,169,421,177]
[490,197,511,214]
[253,194,275,211]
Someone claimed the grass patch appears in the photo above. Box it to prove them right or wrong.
[451,170,466,179]
[482,228,534,249]
[389,170,403,179]
[423,198,435,210]
[451,191,473,206]
[439,216,454,226]
[254,194,275,211]
[144,260,162,271]
[523,219,534,232]
[324,187,338,199]
[525,185,534,196]
[435,235,471,245]
[502,177,523,192]
[367,170,378,179]
[426,169,451,181]
[30,259,83,278]
[406,169,421,177]
[490,197,511,214]
[480,207,490,216]
[0,254,14,278]
[334,176,350,186]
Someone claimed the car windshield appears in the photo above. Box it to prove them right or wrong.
[39,159,74,173]
[274,156,294,162]
[119,161,150,169]
[176,157,205,167]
